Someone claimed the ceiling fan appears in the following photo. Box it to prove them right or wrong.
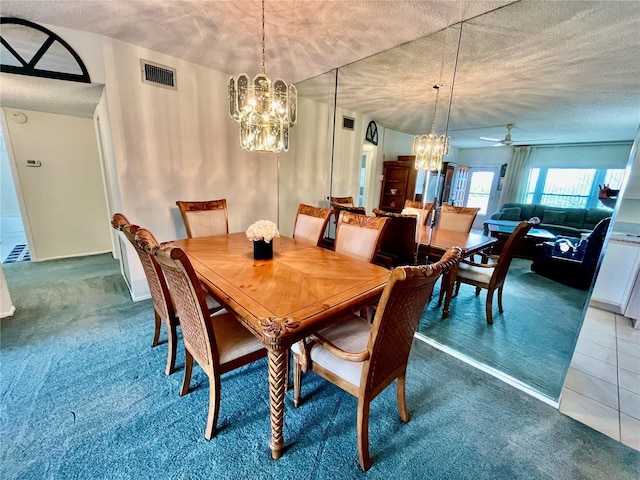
[478,123,554,146]
[479,124,516,146]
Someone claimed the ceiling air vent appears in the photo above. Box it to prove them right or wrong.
[140,59,177,90]
[342,116,355,131]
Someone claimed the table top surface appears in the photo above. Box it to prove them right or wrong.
[416,226,497,255]
[171,233,390,346]
[487,223,556,239]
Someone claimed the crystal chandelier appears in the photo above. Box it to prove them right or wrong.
[412,84,450,171]
[228,0,297,153]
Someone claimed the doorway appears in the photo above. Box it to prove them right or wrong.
[464,166,500,229]
[0,123,28,264]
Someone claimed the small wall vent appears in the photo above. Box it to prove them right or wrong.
[140,59,177,90]
[343,116,355,131]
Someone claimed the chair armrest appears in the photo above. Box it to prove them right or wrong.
[311,333,371,362]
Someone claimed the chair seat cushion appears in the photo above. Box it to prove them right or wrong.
[293,314,371,388]
[209,310,264,365]
[456,262,494,285]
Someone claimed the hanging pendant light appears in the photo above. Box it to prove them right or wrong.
[228,0,297,153]
[413,84,450,172]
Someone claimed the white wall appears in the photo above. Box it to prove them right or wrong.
[382,128,414,161]
[97,37,280,299]
[3,108,111,260]
[457,146,512,167]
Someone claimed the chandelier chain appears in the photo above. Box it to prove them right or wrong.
[261,0,266,75]
[430,85,440,135]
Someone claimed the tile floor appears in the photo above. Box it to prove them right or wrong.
[559,305,640,451]
[1,234,27,263]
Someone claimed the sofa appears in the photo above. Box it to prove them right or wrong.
[484,202,612,237]
[531,217,612,289]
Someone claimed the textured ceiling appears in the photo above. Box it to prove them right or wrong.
[1,0,639,148]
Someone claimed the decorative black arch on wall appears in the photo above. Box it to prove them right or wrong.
[0,17,91,83]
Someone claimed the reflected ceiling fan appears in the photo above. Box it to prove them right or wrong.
[478,123,552,146]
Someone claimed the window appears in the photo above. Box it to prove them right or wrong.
[358,154,366,206]
[466,171,495,214]
[526,167,625,209]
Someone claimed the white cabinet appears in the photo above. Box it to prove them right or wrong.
[592,239,640,314]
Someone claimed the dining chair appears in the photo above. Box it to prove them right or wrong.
[292,204,334,246]
[437,205,480,232]
[291,246,462,471]
[330,196,354,207]
[112,214,224,374]
[453,217,540,324]
[111,213,180,375]
[176,199,228,238]
[402,200,435,226]
[372,209,417,267]
[140,239,267,440]
[334,211,389,263]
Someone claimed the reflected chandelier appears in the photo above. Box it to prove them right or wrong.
[228,0,297,153]
[412,84,450,171]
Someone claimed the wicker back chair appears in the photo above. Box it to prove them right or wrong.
[438,205,480,232]
[330,196,354,207]
[292,204,334,246]
[402,200,435,227]
[292,246,462,471]
[372,209,418,267]
[176,199,228,238]
[334,211,389,263]
[111,213,179,375]
[454,217,540,324]
[141,240,266,440]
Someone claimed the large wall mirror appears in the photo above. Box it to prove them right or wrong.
[282,0,640,404]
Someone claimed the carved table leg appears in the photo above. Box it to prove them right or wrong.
[268,348,287,459]
[442,264,458,319]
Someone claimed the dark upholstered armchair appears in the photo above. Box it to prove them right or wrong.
[531,217,611,289]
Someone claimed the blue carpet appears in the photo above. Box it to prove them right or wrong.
[1,254,638,479]
[418,258,588,401]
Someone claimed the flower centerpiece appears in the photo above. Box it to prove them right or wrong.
[246,220,280,260]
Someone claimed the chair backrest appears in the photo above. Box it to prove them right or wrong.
[292,204,334,246]
[334,211,389,263]
[139,240,218,370]
[438,205,480,232]
[490,217,540,289]
[111,215,176,324]
[372,209,417,267]
[580,216,612,266]
[362,246,461,393]
[401,200,435,226]
[333,204,366,215]
[331,196,354,207]
[176,199,229,238]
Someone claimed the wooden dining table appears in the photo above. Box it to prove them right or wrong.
[170,232,390,460]
[416,225,497,318]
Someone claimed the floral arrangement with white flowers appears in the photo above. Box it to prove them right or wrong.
[245,220,280,243]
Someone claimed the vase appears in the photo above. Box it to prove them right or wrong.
[253,240,273,260]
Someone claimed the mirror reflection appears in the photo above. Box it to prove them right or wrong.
[287,0,640,404]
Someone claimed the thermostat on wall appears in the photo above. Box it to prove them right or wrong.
[26,160,41,167]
